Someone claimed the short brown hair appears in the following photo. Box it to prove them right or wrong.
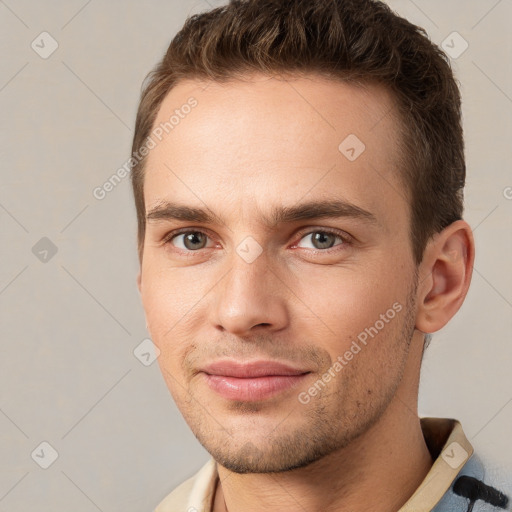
[131,0,465,265]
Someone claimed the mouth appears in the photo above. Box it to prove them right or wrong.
[199,359,311,401]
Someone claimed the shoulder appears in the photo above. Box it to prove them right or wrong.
[155,458,218,512]
[405,417,511,512]
[434,451,512,512]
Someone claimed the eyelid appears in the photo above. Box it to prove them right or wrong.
[291,227,354,250]
[161,226,354,252]
[161,227,217,247]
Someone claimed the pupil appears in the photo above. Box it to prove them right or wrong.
[313,232,334,249]
[185,232,205,250]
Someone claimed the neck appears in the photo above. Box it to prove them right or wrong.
[213,337,433,512]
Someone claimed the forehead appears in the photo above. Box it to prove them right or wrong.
[143,73,408,228]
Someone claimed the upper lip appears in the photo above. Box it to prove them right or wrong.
[200,359,310,378]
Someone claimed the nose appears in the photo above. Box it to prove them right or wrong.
[210,248,289,337]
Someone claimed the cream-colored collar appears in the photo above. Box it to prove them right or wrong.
[399,417,473,511]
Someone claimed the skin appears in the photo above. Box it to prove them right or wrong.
[137,73,474,512]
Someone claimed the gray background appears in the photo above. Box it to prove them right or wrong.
[1,0,511,510]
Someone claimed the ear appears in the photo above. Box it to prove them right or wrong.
[415,220,475,334]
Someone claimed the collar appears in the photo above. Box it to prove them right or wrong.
[399,417,473,511]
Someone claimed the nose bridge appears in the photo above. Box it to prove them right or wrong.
[211,241,288,334]
[224,243,273,305]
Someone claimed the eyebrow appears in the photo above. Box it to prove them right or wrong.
[146,199,378,228]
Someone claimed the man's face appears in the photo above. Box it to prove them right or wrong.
[138,74,421,473]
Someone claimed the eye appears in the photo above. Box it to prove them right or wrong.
[165,230,214,251]
[296,230,348,250]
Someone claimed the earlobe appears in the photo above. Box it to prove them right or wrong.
[416,220,475,334]
[137,272,142,294]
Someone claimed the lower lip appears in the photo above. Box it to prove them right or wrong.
[203,373,309,401]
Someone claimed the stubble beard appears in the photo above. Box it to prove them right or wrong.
[177,289,418,474]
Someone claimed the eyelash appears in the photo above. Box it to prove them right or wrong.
[161,227,353,254]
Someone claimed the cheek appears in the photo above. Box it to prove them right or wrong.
[296,261,408,342]
[141,257,211,329]
[140,269,202,376]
